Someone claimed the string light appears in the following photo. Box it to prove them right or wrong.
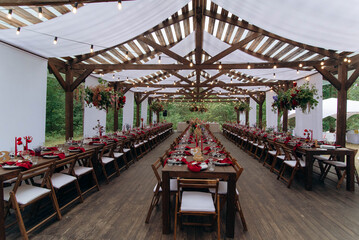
[273,73,276,79]
[118,0,122,10]
[90,45,94,53]
[321,65,325,69]
[7,9,12,19]
[299,63,303,68]
[158,56,161,64]
[348,58,352,63]
[320,60,324,66]
[218,62,222,70]
[273,64,277,69]
[125,51,128,59]
[190,61,193,67]
[53,36,58,45]
[38,7,43,19]
[72,2,78,14]
[297,69,299,74]
[344,58,348,62]
[16,27,20,35]
[247,63,251,69]
[230,78,233,83]
[305,76,309,81]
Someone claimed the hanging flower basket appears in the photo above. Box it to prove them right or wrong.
[150,101,164,113]
[189,105,199,112]
[189,104,207,113]
[272,82,319,113]
[234,101,251,112]
[111,90,126,110]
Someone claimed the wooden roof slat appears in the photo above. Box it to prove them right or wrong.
[281,48,305,62]
[52,5,70,14]
[247,35,265,52]
[256,38,276,54]
[0,11,26,27]
[296,52,317,62]
[109,49,127,62]
[164,25,174,44]
[4,6,42,24]
[154,30,166,46]
[264,41,286,57]
[91,55,110,64]
[231,28,245,44]
[272,45,294,59]
[137,40,151,53]
[223,15,238,43]
[172,22,183,41]
[100,52,119,64]
[127,41,144,57]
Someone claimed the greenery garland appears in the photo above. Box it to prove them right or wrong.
[234,101,251,112]
[272,82,319,113]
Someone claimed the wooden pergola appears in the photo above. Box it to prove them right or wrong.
[1,0,359,147]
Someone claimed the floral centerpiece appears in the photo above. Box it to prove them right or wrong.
[272,82,319,113]
[234,101,251,112]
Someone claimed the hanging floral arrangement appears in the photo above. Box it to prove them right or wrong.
[199,105,208,113]
[150,101,164,113]
[272,82,319,113]
[189,105,199,112]
[84,80,126,111]
[234,101,251,112]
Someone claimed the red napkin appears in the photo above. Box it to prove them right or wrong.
[45,147,58,151]
[204,146,211,151]
[89,141,107,146]
[41,152,66,159]
[108,138,119,142]
[2,161,33,169]
[181,158,189,165]
[217,158,233,165]
[185,146,192,150]
[219,150,226,154]
[184,151,192,156]
[169,151,175,155]
[204,150,211,155]
[130,133,136,137]
[69,147,86,152]
[187,162,201,172]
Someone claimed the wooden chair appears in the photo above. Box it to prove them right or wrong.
[208,157,248,231]
[174,178,220,240]
[145,158,177,223]
[62,150,100,196]
[44,156,84,211]
[277,145,306,188]
[320,150,359,189]
[113,141,130,171]
[98,143,120,183]
[3,163,61,240]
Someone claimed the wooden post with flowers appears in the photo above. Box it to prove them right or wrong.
[150,101,164,123]
[148,98,152,124]
[65,66,74,140]
[135,93,141,127]
[234,101,250,124]
[245,98,250,126]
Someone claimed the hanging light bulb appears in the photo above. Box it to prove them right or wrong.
[112,75,115,79]
[230,78,233,83]
[90,45,94,53]
[16,27,21,35]
[53,36,58,45]
[297,69,299,74]
[218,62,222,70]
[125,51,128,59]
[344,58,348,62]
[320,60,324,66]
[190,61,193,67]
[348,58,352,63]
[158,56,161,64]
[306,76,309,81]
[273,64,277,69]
[38,7,43,19]
[247,63,251,69]
[7,9,12,19]
[72,2,78,13]
[118,0,122,10]
[321,65,325,69]
[273,73,276,79]
[299,63,303,68]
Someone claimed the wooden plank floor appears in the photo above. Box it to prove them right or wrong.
[6,132,359,240]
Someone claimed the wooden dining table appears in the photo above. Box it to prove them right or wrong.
[0,145,99,240]
[162,162,237,238]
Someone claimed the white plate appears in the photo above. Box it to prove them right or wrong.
[43,155,59,159]
[200,163,208,170]
[167,158,182,164]
[214,162,230,166]
[69,149,81,152]
[2,164,21,169]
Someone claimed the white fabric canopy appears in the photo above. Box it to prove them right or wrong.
[288,98,359,119]
[214,0,359,51]
[0,0,190,57]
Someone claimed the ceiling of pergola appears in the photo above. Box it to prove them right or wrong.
[1,0,359,103]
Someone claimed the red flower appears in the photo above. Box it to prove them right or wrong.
[304,129,308,132]
[293,82,297,87]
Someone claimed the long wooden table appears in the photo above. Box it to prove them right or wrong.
[0,145,99,240]
[162,162,237,238]
[298,147,356,191]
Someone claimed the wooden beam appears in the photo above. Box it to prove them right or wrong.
[72,60,333,71]
[336,63,348,148]
[168,70,192,84]
[48,61,66,90]
[194,0,204,65]
[201,70,229,84]
[0,0,122,6]
[65,66,74,140]
[138,37,191,65]
[70,68,93,91]
[346,65,359,90]
[314,66,341,90]
[139,93,150,104]
[203,33,260,64]
[204,10,341,59]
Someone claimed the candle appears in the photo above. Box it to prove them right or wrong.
[15,136,17,157]
[25,137,28,150]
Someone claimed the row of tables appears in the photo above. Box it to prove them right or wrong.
[161,124,238,238]
[0,123,173,240]
[222,123,356,191]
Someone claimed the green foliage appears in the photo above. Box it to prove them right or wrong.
[234,101,251,112]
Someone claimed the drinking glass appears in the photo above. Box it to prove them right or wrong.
[208,158,214,171]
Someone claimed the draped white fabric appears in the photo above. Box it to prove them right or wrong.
[0,43,47,151]
[141,98,148,126]
[213,0,359,51]
[249,98,257,126]
[0,0,190,57]
[83,75,107,137]
[122,91,134,129]
[294,74,323,140]
[266,91,278,130]
[240,112,246,124]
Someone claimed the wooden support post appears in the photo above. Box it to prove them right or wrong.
[65,66,74,140]
[245,98,249,126]
[282,83,289,132]
[148,98,152,124]
[135,93,141,127]
[113,83,119,132]
[337,63,348,147]
[236,111,239,123]
[258,101,263,129]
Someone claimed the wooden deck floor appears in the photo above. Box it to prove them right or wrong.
[6,132,359,240]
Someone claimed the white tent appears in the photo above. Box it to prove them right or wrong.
[288,98,359,119]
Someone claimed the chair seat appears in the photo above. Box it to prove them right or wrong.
[61,166,92,176]
[277,155,286,160]
[143,140,148,143]
[284,160,306,168]
[114,152,124,158]
[134,143,142,148]
[323,160,346,168]
[101,157,115,164]
[123,148,131,152]
[154,179,178,192]
[51,173,77,189]
[268,150,277,156]
[258,145,265,149]
[180,191,215,212]
[3,184,50,205]
[315,155,331,161]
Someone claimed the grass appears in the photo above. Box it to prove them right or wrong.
[45,133,84,146]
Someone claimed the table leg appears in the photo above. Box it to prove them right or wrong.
[226,173,236,238]
[0,181,6,240]
[305,153,313,190]
[162,172,170,234]
[346,153,355,191]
